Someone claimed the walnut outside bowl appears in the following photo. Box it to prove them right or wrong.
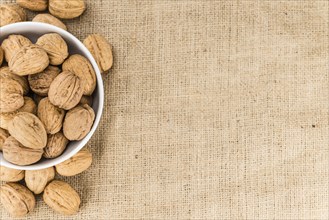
[0,22,104,170]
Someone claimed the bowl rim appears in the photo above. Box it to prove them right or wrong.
[0,22,104,170]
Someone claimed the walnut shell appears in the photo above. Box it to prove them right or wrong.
[1,34,32,63]
[0,128,9,150]
[0,77,24,113]
[9,45,49,76]
[25,167,55,194]
[0,4,26,27]
[43,132,69,158]
[38,97,65,134]
[0,183,35,217]
[28,66,60,96]
[63,104,95,141]
[0,66,29,95]
[3,136,43,165]
[8,112,47,149]
[36,33,68,65]
[0,166,24,182]
[0,46,3,66]
[62,54,96,95]
[0,97,37,130]
[17,0,48,12]
[80,95,93,106]
[48,71,84,110]
[55,148,92,176]
[43,180,80,215]
[83,34,113,73]
[32,13,67,30]
[49,0,86,19]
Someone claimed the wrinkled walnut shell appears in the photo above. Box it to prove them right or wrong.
[62,54,96,95]
[83,34,113,73]
[0,166,24,182]
[55,148,92,176]
[43,180,81,215]
[43,132,69,159]
[0,4,26,27]
[25,167,55,194]
[36,33,68,65]
[28,65,60,96]
[1,34,32,63]
[0,183,35,217]
[8,112,47,149]
[9,45,49,76]
[48,71,84,110]
[63,104,95,141]
[17,0,48,12]
[0,77,24,113]
[49,0,86,19]
[3,136,43,165]
[38,97,65,134]
[32,13,67,30]
[0,66,29,95]
[0,128,9,150]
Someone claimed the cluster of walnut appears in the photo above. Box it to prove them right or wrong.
[0,148,92,217]
[0,0,114,217]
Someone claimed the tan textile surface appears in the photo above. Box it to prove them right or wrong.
[1,0,329,219]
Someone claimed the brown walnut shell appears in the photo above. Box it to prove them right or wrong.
[8,112,47,149]
[0,46,3,66]
[43,180,81,215]
[80,95,93,106]
[9,45,49,76]
[3,136,43,165]
[63,104,95,141]
[36,33,68,65]
[28,66,60,96]
[0,128,9,150]
[37,97,65,134]
[0,66,29,95]
[17,0,48,12]
[0,183,35,217]
[48,71,84,110]
[0,4,26,27]
[1,34,32,63]
[0,166,24,182]
[62,54,96,95]
[0,77,24,113]
[32,13,67,30]
[49,0,86,19]
[43,132,69,159]
[25,167,55,194]
[83,34,113,73]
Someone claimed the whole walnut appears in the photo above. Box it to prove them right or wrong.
[83,34,113,73]
[49,0,86,19]
[63,104,95,141]
[0,96,37,130]
[0,4,26,27]
[0,66,29,95]
[56,148,92,176]
[3,136,43,165]
[43,180,80,215]
[1,35,32,63]
[25,167,55,194]
[8,112,47,149]
[0,183,35,217]
[36,33,68,65]
[38,97,65,134]
[48,71,84,110]
[17,0,48,12]
[0,128,9,150]
[62,54,96,95]
[0,166,25,182]
[44,132,69,158]
[9,45,49,76]
[33,13,67,30]
[0,77,24,113]
[28,66,60,96]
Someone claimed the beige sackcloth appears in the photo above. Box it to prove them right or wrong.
[0,0,328,219]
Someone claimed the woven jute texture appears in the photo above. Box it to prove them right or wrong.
[1,0,329,219]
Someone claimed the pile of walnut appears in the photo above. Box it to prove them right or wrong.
[0,0,113,217]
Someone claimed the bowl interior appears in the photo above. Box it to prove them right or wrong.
[0,22,104,170]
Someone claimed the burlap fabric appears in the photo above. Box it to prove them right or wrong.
[0,0,328,219]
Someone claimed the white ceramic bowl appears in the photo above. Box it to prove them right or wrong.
[0,22,104,170]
